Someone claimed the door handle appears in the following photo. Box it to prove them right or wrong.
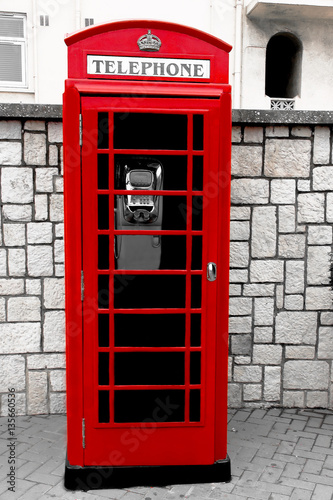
[207,262,217,281]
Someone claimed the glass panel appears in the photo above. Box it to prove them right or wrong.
[114,275,186,309]
[98,352,109,385]
[191,275,202,308]
[98,314,109,347]
[193,114,204,151]
[114,195,187,231]
[190,352,201,384]
[98,195,109,229]
[114,155,187,191]
[115,235,186,270]
[98,390,110,423]
[98,154,109,189]
[191,236,202,270]
[98,112,109,149]
[114,314,185,347]
[190,314,201,347]
[192,196,203,230]
[114,352,185,385]
[192,156,203,191]
[189,389,200,422]
[114,389,185,423]
[114,113,187,150]
[98,235,109,270]
[98,275,109,309]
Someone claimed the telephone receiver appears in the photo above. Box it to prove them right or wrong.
[114,157,163,269]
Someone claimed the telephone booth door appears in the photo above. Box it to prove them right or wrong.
[81,95,222,467]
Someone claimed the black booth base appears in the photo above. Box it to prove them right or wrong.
[64,456,231,491]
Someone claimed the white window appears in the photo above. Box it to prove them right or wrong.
[0,13,26,88]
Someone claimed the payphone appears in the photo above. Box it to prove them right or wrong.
[63,20,232,490]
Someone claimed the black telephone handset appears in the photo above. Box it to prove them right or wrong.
[114,157,163,269]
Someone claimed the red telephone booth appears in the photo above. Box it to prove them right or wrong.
[63,20,232,490]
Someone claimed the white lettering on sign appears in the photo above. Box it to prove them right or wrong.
[87,55,210,79]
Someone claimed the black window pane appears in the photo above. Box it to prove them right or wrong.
[192,156,203,191]
[193,115,204,151]
[98,112,109,149]
[191,275,202,308]
[98,154,109,189]
[114,314,185,347]
[190,352,201,384]
[189,389,200,422]
[114,113,187,150]
[192,196,203,230]
[190,314,201,347]
[98,275,109,309]
[191,236,202,270]
[98,314,109,347]
[114,390,185,423]
[114,352,185,385]
[98,390,110,423]
[98,195,109,229]
[98,235,109,270]
[98,352,109,385]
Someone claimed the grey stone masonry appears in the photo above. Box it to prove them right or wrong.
[0,111,333,415]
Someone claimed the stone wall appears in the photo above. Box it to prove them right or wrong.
[0,106,332,415]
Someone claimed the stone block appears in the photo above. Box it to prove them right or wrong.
[313,166,333,191]
[284,361,329,390]
[0,278,24,295]
[265,139,311,177]
[8,297,41,322]
[43,278,65,309]
[0,323,40,353]
[264,366,281,401]
[50,194,64,221]
[50,392,66,414]
[3,224,25,247]
[243,384,262,401]
[244,126,263,143]
[278,205,295,233]
[48,122,63,143]
[230,241,249,267]
[27,222,53,244]
[286,261,304,294]
[0,120,21,139]
[1,167,33,203]
[27,246,53,276]
[266,126,289,137]
[308,226,332,245]
[231,179,269,204]
[253,345,282,365]
[291,126,312,137]
[285,346,315,359]
[228,384,242,408]
[321,312,333,325]
[251,206,277,258]
[230,207,251,220]
[307,246,330,285]
[26,279,41,295]
[27,353,65,369]
[306,287,333,310]
[229,269,248,283]
[43,310,65,351]
[229,316,252,334]
[307,391,328,408]
[0,249,7,276]
[55,223,64,238]
[24,120,46,131]
[8,248,26,276]
[231,145,262,176]
[49,145,59,166]
[254,297,274,325]
[231,334,252,355]
[3,204,32,222]
[270,179,295,204]
[34,194,48,221]
[229,284,241,296]
[318,327,333,359]
[275,311,317,344]
[284,294,304,310]
[313,126,330,164]
[0,355,25,391]
[283,391,305,408]
[24,132,46,165]
[0,393,26,416]
[234,365,262,383]
[250,260,284,283]
[229,297,252,316]
[279,234,305,258]
[298,193,325,223]
[0,142,22,165]
[0,298,5,322]
[28,371,48,414]
[55,176,63,193]
[49,370,66,391]
[234,356,251,365]
[231,126,242,143]
[230,221,250,240]
[298,179,311,192]
[35,168,58,193]
[55,264,65,277]
[243,284,275,296]
[254,327,273,343]
[54,239,64,263]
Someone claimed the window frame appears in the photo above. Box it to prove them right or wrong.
[0,12,27,88]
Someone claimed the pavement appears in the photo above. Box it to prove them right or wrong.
[0,408,333,500]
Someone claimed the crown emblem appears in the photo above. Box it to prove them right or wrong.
[137,30,161,51]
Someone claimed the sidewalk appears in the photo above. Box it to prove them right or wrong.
[1,408,333,499]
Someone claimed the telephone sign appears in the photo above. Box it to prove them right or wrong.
[63,20,232,490]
